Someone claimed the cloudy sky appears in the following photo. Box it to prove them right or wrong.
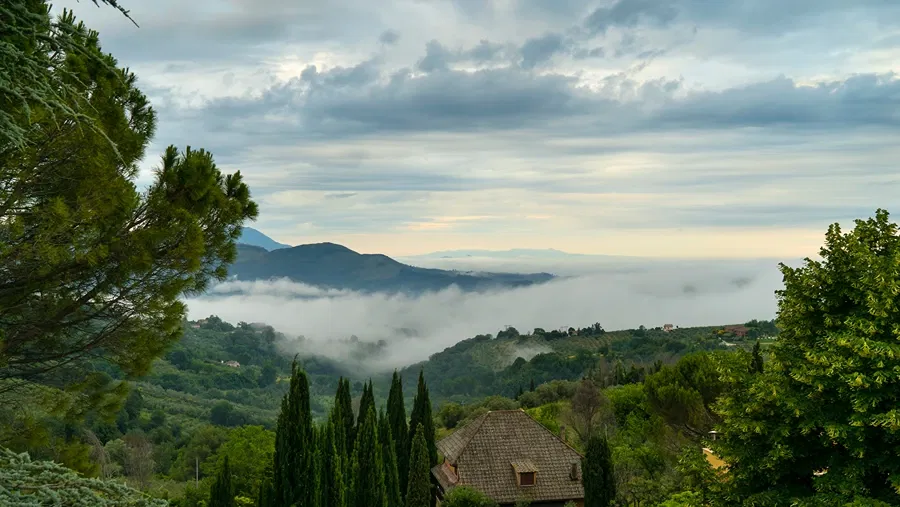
[58,0,900,258]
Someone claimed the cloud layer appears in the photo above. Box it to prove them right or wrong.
[186,257,786,371]
[55,0,900,256]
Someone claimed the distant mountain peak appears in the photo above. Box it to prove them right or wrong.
[238,227,292,251]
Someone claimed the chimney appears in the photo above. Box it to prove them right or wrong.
[559,425,566,442]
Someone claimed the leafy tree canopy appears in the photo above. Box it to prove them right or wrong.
[0,3,258,408]
[714,209,900,505]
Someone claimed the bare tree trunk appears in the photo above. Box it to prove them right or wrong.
[124,434,155,490]
[83,429,115,479]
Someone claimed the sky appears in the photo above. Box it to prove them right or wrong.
[56,0,900,258]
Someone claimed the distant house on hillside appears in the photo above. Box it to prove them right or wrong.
[663,324,674,332]
[432,409,584,507]
[224,360,240,368]
[723,325,750,337]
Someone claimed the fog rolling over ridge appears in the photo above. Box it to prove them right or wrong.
[186,256,789,372]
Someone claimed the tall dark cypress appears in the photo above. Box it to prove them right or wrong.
[750,340,765,373]
[320,421,346,507]
[352,406,387,507]
[209,456,235,507]
[337,377,356,454]
[312,426,323,507]
[387,371,409,495]
[357,380,375,430]
[273,360,316,507]
[256,479,274,507]
[583,434,616,507]
[379,409,403,507]
[408,370,437,467]
[405,424,430,507]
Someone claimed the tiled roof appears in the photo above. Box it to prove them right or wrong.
[432,462,459,491]
[510,461,538,473]
[433,410,584,505]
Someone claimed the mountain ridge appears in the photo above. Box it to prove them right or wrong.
[228,242,554,293]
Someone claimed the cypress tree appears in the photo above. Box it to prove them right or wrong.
[330,380,348,457]
[357,380,375,430]
[352,407,387,507]
[256,479,274,507]
[320,421,346,507]
[408,370,438,467]
[530,378,536,392]
[209,456,235,507]
[379,410,403,507]
[312,426,323,507]
[750,340,764,374]
[337,377,356,454]
[387,370,409,495]
[583,434,615,507]
[273,360,316,507]
[405,424,431,507]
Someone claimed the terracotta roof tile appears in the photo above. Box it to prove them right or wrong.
[433,410,584,504]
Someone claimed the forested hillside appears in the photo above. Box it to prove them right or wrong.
[226,243,555,294]
[0,309,772,503]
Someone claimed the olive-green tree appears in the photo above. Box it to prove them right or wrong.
[714,209,900,505]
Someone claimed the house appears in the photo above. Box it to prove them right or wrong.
[224,360,240,368]
[723,325,749,337]
[663,324,674,332]
[703,448,727,471]
[432,410,584,507]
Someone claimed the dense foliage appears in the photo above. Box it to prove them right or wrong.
[0,0,258,417]
[712,209,900,506]
[402,320,773,403]
[0,446,167,506]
